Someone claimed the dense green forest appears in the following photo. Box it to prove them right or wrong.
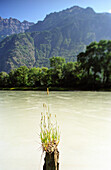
[0,40,111,90]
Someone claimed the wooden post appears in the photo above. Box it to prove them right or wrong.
[43,149,59,170]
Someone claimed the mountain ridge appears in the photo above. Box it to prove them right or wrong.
[0,16,34,41]
[26,6,96,32]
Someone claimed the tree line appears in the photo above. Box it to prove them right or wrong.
[0,40,111,90]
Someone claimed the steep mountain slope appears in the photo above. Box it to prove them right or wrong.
[0,16,34,41]
[27,6,111,42]
[0,33,35,72]
[1,6,111,72]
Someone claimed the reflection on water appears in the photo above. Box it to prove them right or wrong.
[0,91,111,170]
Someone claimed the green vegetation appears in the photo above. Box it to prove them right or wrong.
[0,30,85,73]
[40,103,60,153]
[0,33,35,73]
[0,40,111,90]
[77,40,111,90]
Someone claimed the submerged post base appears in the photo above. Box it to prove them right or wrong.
[43,150,59,170]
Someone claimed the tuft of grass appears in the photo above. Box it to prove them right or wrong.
[40,103,60,153]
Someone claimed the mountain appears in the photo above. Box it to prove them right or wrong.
[27,6,96,32]
[27,6,111,42]
[0,16,34,41]
[1,6,111,72]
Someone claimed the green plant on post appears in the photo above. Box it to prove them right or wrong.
[40,103,60,154]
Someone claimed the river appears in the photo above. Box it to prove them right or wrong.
[0,91,111,170]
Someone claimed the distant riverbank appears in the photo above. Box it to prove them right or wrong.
[0,87,111,91]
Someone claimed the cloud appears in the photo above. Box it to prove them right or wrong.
[109,9,111,13]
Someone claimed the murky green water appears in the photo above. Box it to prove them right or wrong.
[0,91,111,170]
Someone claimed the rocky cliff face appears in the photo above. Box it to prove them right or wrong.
[0,17,34,41]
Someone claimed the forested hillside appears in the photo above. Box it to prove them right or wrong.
[0,40,111,90]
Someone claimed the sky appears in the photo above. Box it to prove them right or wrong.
[1,0,111,23]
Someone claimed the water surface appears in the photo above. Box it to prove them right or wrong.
[0,91,111,170]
